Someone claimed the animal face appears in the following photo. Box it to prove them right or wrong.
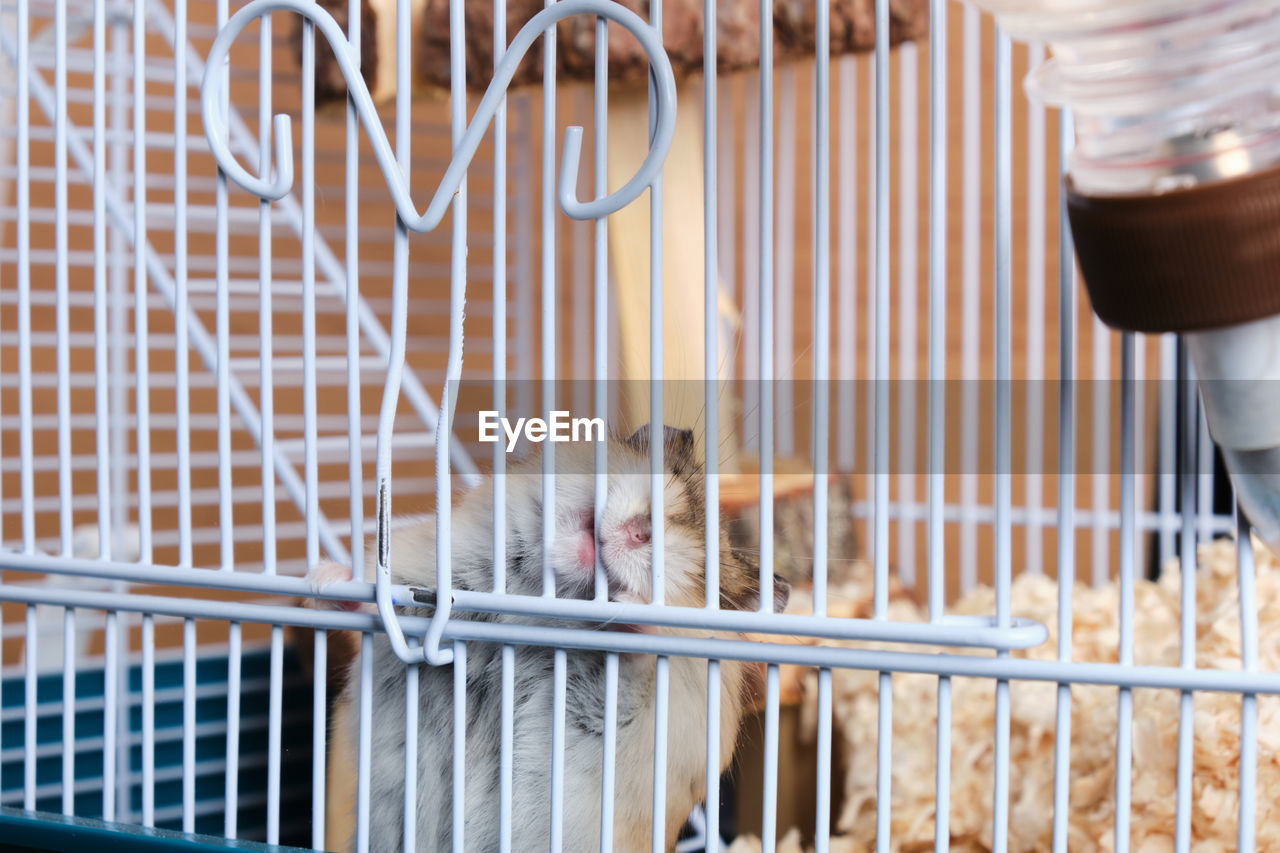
[496,424,788,620]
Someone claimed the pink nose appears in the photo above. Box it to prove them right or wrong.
[621,515,651,546]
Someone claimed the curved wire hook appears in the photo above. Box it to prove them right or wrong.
[200,0,678,224]
[202,0,678,667]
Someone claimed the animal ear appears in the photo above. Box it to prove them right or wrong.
[661,426,696,459]
[624,423,696,458]
[624,423,651,452]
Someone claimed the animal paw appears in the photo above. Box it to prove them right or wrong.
[305,560,365,612]
[307,559,352,591]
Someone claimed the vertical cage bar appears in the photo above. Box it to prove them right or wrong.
[864,61,877,533]
[703,0,722,843]
[1237,508,1258,852]
[142,611,156,826]
[495,2,514,848]
[225,621,242,838]
[53,0,75,814]
[449,0,467,561]
[1133,324,1147,576]
[173,0,192,566]
[452,641,467,851]
[1196,405,1213,544]
[992,25,1012,853]
[214,0,234,824]
[133,0,152,564]
[61,611,75,815]
[927,0,948,847]
[174,0,194,829]
[259,9,278,578]
[1050,108,1076,853]
[743,73,759,448]
[1090,315,1110,587]
[836,56,856,474]
[515,97,535,422]
[357,633,373,853]
[108,38,127,787]
[813,0,832,841]
[717,82,735,385]
[958,4,981,592]
[774,67,797,459]
[54,0,71,559]
[1024,42,1047,576]
[182,617,196,832]
[572,95,592,402]
[649,0,668,843]
[763,660,782,853]
[215,0,233,575]
[1173,341,1196,853]
[873,0,892,849]
[91,0,114,817]
[540,0,559,598]
[403,653,419,852]
[16,0,33,555]
[551,648,567,852]
[759,0,779,846]
[873,681,892,853]
[896,42,919,590]
[442,0,478,799]
[1158,336,1176,565]
[925,0,947,618]
[651,657,669,853]
[266,632,284,840]
[345,0,365,580]
[596,11,618,851]
[933,676,952,853]
[313,629,327,850]
[23,606,35,810]
[540,0,565,845]
[701,650,721,845]
[1115,333,1136,853]
[291,18,316,848]
[499,643,515,853]
[103,610,118,821]
[493,0,509,585]
[538,3,567,842]
[302,18,319,571]
[601,650,620,853]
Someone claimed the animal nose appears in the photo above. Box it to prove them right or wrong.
[622,515,651,546]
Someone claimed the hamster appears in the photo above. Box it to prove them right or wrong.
[311,423,789,853]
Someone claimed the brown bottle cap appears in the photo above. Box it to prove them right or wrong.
[1066,163,1280,334]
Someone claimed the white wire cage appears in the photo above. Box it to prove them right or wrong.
[0,0,1265,849]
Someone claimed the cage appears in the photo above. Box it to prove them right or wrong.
[0,0,1269,850]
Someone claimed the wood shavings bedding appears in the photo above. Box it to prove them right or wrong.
[733,536,1280,852]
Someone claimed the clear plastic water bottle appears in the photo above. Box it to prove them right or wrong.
[971,0,1280,552]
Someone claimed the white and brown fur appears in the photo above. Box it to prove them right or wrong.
[310,424,788,853]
